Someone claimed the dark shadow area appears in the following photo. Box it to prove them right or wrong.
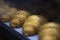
[3,0,45,12]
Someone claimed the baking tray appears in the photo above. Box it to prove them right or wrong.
[0,21,38,40]
[5,22,38,40]
[0,21,29,40]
